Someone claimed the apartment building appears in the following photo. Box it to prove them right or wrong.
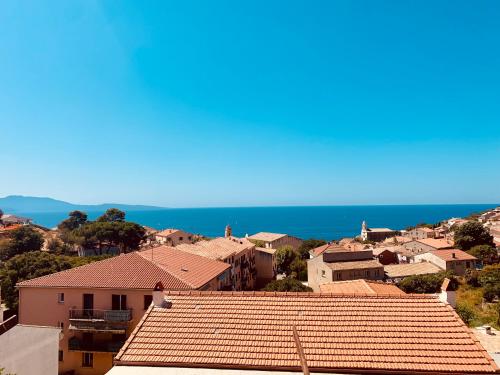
[247,232,303,250]
[16,246,231,375]
[414,249,477,276]
[308,244,383,291]
[177,236,257,290]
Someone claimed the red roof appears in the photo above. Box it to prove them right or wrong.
[431,249,477,262]
[319,280,405,295]
[310,243,348,257]
[115,291,498,374]
[17,246,230,290]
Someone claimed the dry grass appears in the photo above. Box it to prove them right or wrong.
[457,283,499,329]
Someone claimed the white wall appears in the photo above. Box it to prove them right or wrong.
[0,325,60,375]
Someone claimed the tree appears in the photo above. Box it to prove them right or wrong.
[0,251,109,311]
[97,208,126,223]
[478,264,500,288]
[454,221,494,251]
[297,239,327,260]
[468,245,498,265]
[275,245,300,276]
[58,210,88,232]
[0,226,44,260]
[398,272,457,294]
[262,277,312,292]
[289,257,308,281]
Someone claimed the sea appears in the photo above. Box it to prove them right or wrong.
[22,204,496,241]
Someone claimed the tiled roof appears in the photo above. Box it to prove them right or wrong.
[17,246,229,290]
[0,224,22,233]
[384,262,443,279]
[416,238,454,249]
[325,259,383,271]
[431,249,477,262]
[255,246,276,255]
[372,246,401,256]
[367,227,395,232]
[114,291,498,374]
[156,228,181,237]
[247,232,287,242]
[310,243,347,257]
[319,280,405,295]
[383,236,412,244]
[177,237,254,261]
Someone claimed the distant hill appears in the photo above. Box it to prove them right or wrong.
[0,195,166,214]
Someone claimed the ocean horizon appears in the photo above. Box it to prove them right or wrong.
[21,203,497,240]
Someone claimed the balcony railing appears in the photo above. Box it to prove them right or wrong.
[68,337,125,353]
[69,309,132,322]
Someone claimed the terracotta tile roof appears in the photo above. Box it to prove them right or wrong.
[367,227,395,232]
[417,227,435,232]
[319,280,405,295]
[372,246,401,256]
[431,249,477,262]
[114,291,498,374]
[247,232,287,242]
[156,228,181,237]
[416,238,454,249]
[325,259,383,271]
[255,246,276,255]
[177,237,254,261]
[310,243,347,257]
[17,246,229,290]
[384,262,443,279]
[0,224,22,233]
[383,236,412,244]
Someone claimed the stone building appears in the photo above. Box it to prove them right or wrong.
[360,221,398,242]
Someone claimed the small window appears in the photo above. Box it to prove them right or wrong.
[321,270,326,277]
[59,350,64,362]
[82,352,93,368]
[144,295,153,310]
[58,321,64,329]
[57,293,64,304]
[179,237,183,241]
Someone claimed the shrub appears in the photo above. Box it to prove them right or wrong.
[483,283,500,303]
[465,269,481,287]
[262,277,312,292]
[456,302,476,326]
[398,272,456,294]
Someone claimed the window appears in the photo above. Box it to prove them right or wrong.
[321,270,326,277]
[58,321,64,329]
[57,293,64,304]
[82,353,93,368]
[112,294,127,310]
[59,350,63,362]
[144,295,153,310]
[179,236,183,241]
[336,272,342,280]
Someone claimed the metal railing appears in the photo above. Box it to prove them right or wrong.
[68,336,125,353]
[69,309,132,322]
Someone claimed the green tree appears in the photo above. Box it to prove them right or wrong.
[262,277,312,292]
[0,226,44,260]
[0,251,109,311]
[478,264,500,287]
[275,245,300,276]
[454,221,494,251]
[468,245,498,265]
[297,239,327,259]
[289,257,308,281]
[97,208,126,223]
[456,302,476,326]
[58,210,88,232]
[398,272,457,294]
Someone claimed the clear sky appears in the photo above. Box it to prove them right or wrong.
[1,1,499,207]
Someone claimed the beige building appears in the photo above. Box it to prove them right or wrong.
[405,227,436,240]
[254,247,277,288]
[247,232,302,250]
[155,228,196,246]
[177,236,257,290]
[308,246,383,292]
[402,238,454,260]
[16,246,231,375]
[414,249,477,276]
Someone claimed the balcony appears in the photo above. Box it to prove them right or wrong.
[69,309,132,333]
[68,337,125,353]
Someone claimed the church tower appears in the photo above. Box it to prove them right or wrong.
[225,224,232,238]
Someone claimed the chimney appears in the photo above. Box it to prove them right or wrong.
[438,278,456,308]
[153,281,165,307]
[225,225,232,238]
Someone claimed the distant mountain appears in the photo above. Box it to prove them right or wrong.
[0,195,166,214]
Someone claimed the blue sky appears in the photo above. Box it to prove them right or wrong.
[1,1,499,207]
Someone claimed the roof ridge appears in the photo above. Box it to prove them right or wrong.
[16,251,137,287]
